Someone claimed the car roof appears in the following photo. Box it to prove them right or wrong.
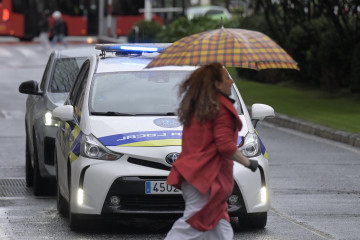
[186,5,229,14]
[95,54,197,73]
[54,45,99,58]
[93,44,197,73]
[185,5,231,19]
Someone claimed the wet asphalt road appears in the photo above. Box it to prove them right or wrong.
[0,41,359,240]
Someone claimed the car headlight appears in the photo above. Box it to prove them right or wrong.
[44,111,59,127]
[80,134,123,160]
[239,132,261,158]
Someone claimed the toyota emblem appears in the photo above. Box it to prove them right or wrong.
[165,152,179,165]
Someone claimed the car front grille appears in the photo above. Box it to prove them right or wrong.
[120,195,184,211]
[127,157,171,171]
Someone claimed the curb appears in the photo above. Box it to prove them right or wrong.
[264,112,360,148]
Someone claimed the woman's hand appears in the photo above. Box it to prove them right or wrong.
[231,150,258,172]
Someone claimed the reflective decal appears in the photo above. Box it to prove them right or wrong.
[99,130,182,147]
[255,130,268,160]
[153,118,181,128]
[237,136,244,146]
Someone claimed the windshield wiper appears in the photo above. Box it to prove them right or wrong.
[91,111,135,116]
[134,112,177,116]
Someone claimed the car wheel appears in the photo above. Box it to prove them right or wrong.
[25,133,34,187]
[33,139,47,196]
[238,212,267,229]
[68,169,82,230]
[55,151,68,216]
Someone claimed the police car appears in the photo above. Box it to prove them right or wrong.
[52,44,275,230]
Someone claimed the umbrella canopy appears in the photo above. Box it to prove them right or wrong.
[146,28,299,70]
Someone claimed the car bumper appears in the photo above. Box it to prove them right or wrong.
[69,154,270,216]
[37,125,58,177]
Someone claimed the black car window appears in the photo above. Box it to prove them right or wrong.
[40,52,55,91]
[68,60,90,123]
[206,9,224,15]
[49,57,86,93]
[73,66,89,123]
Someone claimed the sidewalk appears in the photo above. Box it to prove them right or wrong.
[263,112,360,148]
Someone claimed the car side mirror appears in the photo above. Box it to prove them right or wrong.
[18,80,42,95]
[52,105,74,122]
[251,103,275,127]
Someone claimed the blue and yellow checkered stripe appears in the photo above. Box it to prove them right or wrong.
[98,130,183,147]
[255,130,268,160]
[60,123,83,162]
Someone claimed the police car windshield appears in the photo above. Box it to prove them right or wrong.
[90,70,188,115]
[90,70,242,115]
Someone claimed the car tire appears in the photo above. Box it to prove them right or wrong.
[238,212,267,229]
[55,151,68,216]
[25,133,34,187]
[32,138,47,196]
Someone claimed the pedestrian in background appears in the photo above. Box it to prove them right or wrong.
[164,63,258,240]
[51,11,68,48]
[38,10,50,49]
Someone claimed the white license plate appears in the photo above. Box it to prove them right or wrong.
[145,181,181,194]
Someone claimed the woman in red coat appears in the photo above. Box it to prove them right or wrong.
[165,63,258,239]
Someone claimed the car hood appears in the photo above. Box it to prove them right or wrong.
[89,116,248,169]
[90,115,248,148]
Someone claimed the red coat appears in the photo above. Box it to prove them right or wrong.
[167,93,242,231]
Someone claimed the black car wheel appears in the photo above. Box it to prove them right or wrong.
[32,135,47,196]
[238,212,267,229]
[55,150,68,216]
[25,133,34,187]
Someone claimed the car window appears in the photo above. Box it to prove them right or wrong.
[73,67,89,123]
[49,57,86,93]
[206,9,224,15]
[40,52,55,91]
[69,61,90,103]
[89,70,243,115]
[231,87,242,114]
[68,60,90,122]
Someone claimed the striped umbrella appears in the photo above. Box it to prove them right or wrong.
[146,28,299,70]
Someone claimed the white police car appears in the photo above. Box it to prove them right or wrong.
[52,44,275,230]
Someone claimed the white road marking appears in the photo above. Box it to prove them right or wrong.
[271,207,335,240]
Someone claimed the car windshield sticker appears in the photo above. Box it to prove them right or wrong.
[153,118,181,128]
[98,130,182,147]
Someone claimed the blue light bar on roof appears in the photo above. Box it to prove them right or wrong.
[120,45,158,52]
[95,44,171,54]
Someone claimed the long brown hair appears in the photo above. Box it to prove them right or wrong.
[177,62,223,126]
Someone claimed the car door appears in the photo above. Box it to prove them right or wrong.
[27,52,55,159]
[57,60,90,197]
